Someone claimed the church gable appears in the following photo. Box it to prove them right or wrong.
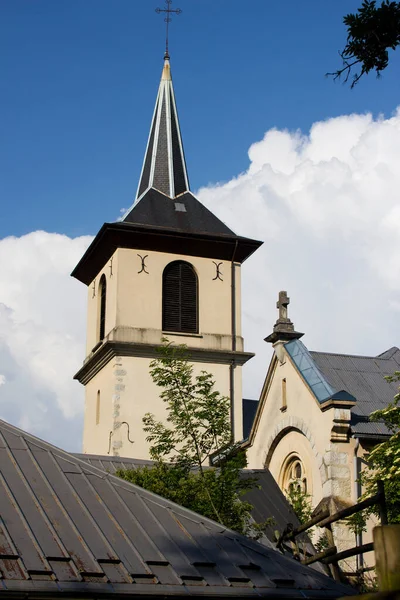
[247,345,329,469]
[246,292,398,564]
[246,292,360,511]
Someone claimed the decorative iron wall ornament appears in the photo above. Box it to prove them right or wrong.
[92,278,96,298]
[109,256,113,277]
[107,422,135,455]
[137,254,149,274]
[212,261,223,281]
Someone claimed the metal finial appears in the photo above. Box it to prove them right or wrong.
[155,0,182,57]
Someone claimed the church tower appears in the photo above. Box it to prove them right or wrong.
[72,54,262,458]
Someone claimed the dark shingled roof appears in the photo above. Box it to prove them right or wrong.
[242,399,259,440]
[135,57,189,200]
[310,347,400,438]
[124,188,236,237]
[0,420,351,598]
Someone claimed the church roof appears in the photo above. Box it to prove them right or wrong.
[0,419,352,598]
[285,340,356,406]
[123,188,235,236]
[283,339,399,438]
[310,346,400,438]
[74,453,303,551]
[242,399,259,440]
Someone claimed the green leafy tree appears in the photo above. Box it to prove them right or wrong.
[359,372,400,524]
[117,339,270,537]
[330,1,400,86]
[285,486,313,525]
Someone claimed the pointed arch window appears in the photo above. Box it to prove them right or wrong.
[162,261,198,333]
[282,456,308,495]
[98,274,107,341]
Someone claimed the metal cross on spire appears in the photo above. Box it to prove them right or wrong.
[155,0,182,58]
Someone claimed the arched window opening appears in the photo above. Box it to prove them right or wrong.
[99,275,107,341]
[162,261,198,333]
[282,456,308,496]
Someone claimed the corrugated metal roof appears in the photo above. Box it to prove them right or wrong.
[0,419,351,598]
[75,455,302,547]
[241,470,304,540]
[310,347,400,437]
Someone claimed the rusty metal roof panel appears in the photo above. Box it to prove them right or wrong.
[0,418,352,598]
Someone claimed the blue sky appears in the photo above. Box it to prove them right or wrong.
[2,0,400,239]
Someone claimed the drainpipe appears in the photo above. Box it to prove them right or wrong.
[353,436,364,571]
[230,240,238,440]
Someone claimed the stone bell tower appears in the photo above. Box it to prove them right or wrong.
[72,54,262,458]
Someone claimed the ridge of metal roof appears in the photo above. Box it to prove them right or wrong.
[307,347,400,437]
[308,346,400,361]
[0,418,351,598]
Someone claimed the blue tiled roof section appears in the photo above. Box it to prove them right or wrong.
[285,339,336,403]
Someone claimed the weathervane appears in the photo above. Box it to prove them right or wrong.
[155,0,182,58]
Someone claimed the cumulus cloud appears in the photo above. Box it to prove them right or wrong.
[198,109,400,394]
[0,231,92,450]
[1,109,400,450]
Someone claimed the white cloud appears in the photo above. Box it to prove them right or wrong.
[0,232,92,450]
[197,108,400,398]
[1,109,400,450]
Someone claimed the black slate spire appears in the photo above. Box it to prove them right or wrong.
[135,55,189,201]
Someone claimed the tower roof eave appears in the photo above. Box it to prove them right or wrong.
[71,221,262,286]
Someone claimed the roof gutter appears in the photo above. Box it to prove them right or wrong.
[353,436,363,571]
[230,239,239,441]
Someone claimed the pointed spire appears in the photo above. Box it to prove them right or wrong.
[135,55,190,201]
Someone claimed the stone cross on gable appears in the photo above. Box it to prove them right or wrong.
[264,290,304,345]
[277,291,290,322]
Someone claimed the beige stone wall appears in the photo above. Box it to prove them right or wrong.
[85,249,242,354]
[86,252,119,355]
[82,247,246,457]
[82,354,238,458]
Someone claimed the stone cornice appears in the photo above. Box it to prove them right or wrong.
[74,341,255,385]
[320,398,356,411]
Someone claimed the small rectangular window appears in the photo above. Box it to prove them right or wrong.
[96,390,101,425]
[281,379,287,412]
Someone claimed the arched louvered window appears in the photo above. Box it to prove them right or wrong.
[98,274,107,341]
[162,261,198,333]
